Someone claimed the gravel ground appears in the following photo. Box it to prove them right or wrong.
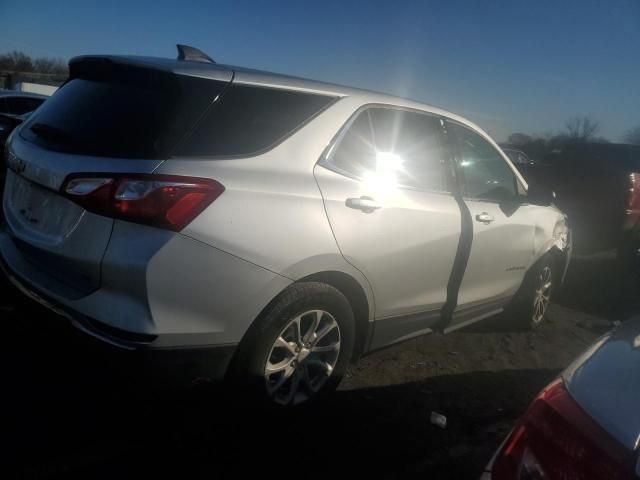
[1,253,638,479]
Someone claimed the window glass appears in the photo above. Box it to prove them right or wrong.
[451,123,517,200]
[6,97,44,115]
[177,85,335,157]
[329,107,446,191]
[0,97,9,115]
[21,72,226,159]
[329,109,376,176]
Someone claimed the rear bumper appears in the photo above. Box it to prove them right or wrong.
[0,221,291,349]
[0,248,237,383]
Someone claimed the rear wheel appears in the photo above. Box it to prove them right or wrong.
[230,282,355,406]
[506,255,555,330]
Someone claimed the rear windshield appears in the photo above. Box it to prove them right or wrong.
[21,67,226,159]
[174,84,336,157]
[21,65,336,160]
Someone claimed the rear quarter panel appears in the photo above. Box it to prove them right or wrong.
[155,96,376,318]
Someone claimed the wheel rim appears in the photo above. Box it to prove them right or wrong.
[264,310,341,405]
[532,266,552,324]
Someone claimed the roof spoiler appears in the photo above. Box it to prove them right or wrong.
[176,44,215,64]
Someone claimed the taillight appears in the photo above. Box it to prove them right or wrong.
[492,379,636,480]
[61,174,224,231]
[629,173,639,208]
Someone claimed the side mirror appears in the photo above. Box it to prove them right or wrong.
[527,181,555,206]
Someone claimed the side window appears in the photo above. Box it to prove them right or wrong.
[176,84,335,157]
[22,97,45,114]
[5,97,33,115]
[450,123,517,201]
[5,97,44,115]
[328,107,446,191]
[0,97,8,115]
[329,109,376,176]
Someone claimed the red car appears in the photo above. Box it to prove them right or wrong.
[482,318,640,479]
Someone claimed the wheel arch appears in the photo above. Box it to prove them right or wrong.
[231,269,374,374]
[536,241,570,288]
[297,270,372,361]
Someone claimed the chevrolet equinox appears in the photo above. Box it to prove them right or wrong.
[1,46,571,405]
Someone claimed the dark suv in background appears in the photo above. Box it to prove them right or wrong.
[517,142,640,262]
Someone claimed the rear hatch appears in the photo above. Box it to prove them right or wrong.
[3,56,232,297]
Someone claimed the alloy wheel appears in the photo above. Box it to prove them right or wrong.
[532,266,552,324]
[264,310,341,405]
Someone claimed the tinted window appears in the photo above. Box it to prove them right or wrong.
[21,69,226,159]
[451,123,517,200]
[0,98,8,115]
[176,85,335,157]
[6,97,44,115]
[329,107,446,191]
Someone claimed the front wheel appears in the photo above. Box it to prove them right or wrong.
[230,282,355,406]
[506,255,555,330]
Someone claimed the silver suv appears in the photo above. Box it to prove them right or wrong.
[1,46,570,405]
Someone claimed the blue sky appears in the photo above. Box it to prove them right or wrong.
[1,0,638,141]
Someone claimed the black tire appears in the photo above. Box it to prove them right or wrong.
[229,282,355,406]
[505,254,555,331]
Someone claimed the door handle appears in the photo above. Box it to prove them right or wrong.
[346,196,381,213]
[475,212,494,224]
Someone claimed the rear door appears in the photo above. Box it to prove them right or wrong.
[3,60,232,296]
[445,121,535,326]
[315,106,461,349]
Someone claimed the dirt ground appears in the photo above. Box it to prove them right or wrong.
[1,253,638,479]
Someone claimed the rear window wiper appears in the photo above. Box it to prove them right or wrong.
[29,123,70,143]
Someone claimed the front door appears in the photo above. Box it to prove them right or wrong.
[446,121,535,328]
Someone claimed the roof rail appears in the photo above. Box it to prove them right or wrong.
[176,44,215,64]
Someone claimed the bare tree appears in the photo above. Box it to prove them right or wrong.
[0,50,67,74]
[0,51,33,72]
[564,115,600,141]
[33,57,67,74]
[623,126,640,145]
